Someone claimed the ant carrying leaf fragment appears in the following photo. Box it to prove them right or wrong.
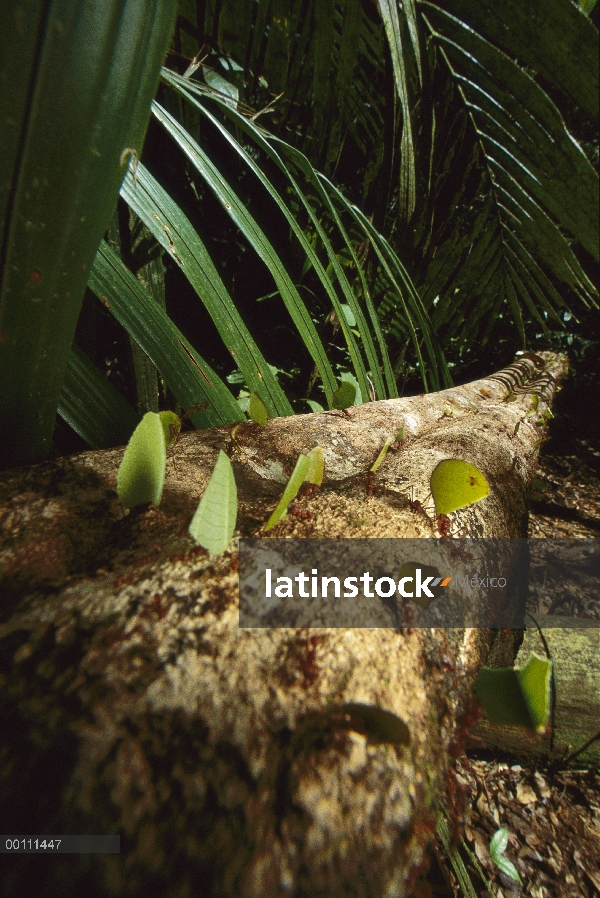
[264,446,324,532]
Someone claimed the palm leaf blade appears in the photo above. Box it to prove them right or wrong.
[89,241,244,427]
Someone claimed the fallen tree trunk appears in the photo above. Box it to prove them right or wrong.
[0,352,566,898]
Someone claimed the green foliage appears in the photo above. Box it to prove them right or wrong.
[248,393,269,426]
[59,345,139,449]
[264,448,325,531]
[2,0,597,465]
[305,446,325,486]
[430,460,490,515]
[0,0,178,468]
[332,381,357,410]
[370,438,394,473]
[189,450,237,554]
[436,815,479,898]
[159,411,181,448]
[116,412,167,509]
[264,454,311,532]
[473,653,552,732]
[88,241,245,428]
[489,828,522,884]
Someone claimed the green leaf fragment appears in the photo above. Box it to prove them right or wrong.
[306,399,324,413]
[159,410,181,448]
[370,437,393,473]
[332,380,356,409]
[339,304,356,327]
[264,454,311,532]
[248,392,269,425]
[117,412,167,509]
[189,450,237,554]
[305,446,325,485]
[430,459,490,515]
[473,653,552,732]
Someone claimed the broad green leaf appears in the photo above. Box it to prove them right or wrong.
[473,653,552,732]
[430,459,490,515]
[189,450,237,554]
[248,393,269,425]
[338,372,363,405]
[305,446,324,486]
[159,411,181,448]
[117,412,166,509]
[332,381,356,409]
[518,653,553,732]
[59,345,139,449]
[264,454,311,532]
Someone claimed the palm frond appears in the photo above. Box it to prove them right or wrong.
[89,240,245,427]
[383,2,599,351]
[59,345,139,449]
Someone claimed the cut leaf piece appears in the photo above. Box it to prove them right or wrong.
[370,437,393,473]
[248,392,269,425]
[305,446,325,486]
[332,381,356,409]
[306,399,324,414]
[189,450,237,554]
[430,459,490,515]
[159,411,181,448]
[117,412,166,509]
[473,653,552,732]
[264,454,311,532]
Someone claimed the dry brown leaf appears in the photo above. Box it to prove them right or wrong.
[516,781,537,804]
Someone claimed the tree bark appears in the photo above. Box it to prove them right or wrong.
[0,352,566,898]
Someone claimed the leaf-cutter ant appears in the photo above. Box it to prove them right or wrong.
[437,514,451,537]
[406,487,460,538]
[288,503,312,521]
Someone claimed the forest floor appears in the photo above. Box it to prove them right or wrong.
[424,371,600,898]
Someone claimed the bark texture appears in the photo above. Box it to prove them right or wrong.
[0,352,566,898]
